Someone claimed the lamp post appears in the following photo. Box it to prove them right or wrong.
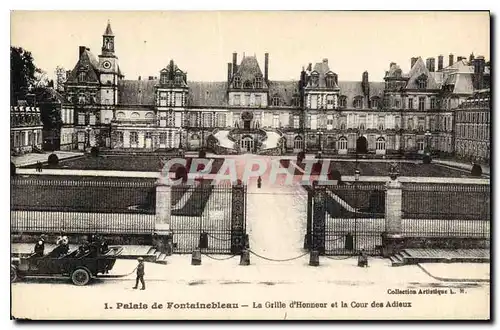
[85,125,92,149]
[425,130,432,155]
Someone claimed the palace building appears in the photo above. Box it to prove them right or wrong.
[60,21,491,158]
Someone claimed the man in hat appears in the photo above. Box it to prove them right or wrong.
[133,257,146,290]
[33,236,45,257]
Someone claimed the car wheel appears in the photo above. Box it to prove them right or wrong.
[71,268,91,286]
[10,266,17,283]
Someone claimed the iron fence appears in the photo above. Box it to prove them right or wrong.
[401,183,490,238]
[11,176,156,234]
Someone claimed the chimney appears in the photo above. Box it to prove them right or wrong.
[474,56,486,90]
[429,58,436,72]
[138,76,141,81]
[469,53,475,63]
[438,55,444,71]
[457,56,464,62]
[362,71,370,106]
[411,57,418,68]
[264,53,269,81]
[307,63,312,71]
[148,76,154,80]
[390,62,396,68]
[79,46,86,57]
[425,58,431,71]
[232,52,238,75]
[449,54,454,67]
[322,58,328,65]
[227,63,232,84]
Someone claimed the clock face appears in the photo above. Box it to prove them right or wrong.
[102,61,112,70]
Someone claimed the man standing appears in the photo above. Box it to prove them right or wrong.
[133,257,146,290]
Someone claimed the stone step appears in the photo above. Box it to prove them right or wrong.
[389,255,405,267]
[156,253,168,265]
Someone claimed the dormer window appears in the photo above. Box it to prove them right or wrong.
[371,97,380,109]
[417,75,428,89]
[254,76,263,89]
[292,94,300,107]
[353,97,363,109]
[174,74,183,86]
[272,95,281,106]
[339,96,347,108]
[311,73,319,86]
[244,80,253,89]
[78,72,86,83]
[233,76,241,88]
[325,75,335,88]
[160,74,168,85]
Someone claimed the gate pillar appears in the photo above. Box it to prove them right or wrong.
[304,188,313,249]
[155,174,172,231]
[382,178,404,257]
[230,182,246,254]
[312,184,326,255]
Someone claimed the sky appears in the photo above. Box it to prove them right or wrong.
[11,11,490,83]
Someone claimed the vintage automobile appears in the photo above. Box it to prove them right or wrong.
[11,243,123,286]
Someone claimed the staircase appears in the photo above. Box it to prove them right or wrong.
[115,245,169,265]
[389,248,490,267]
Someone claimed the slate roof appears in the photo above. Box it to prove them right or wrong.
[66,48,100,84]
[104,21,114,36]
[305,59,339,89]
[117,80,157,105]
[232,56,268,88]
[405,57,439,90]
[338,81,385,105]
[268,80,300,106]
[188,81,227,107]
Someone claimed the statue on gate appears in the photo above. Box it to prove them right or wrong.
[389,162,400,180]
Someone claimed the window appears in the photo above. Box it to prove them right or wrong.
[418,79,427,89]
[117,131,124,145]
[145,132,152,140]
[234,95,241,106]
[244,81,253,89]
[326,95,334,109]
[145,112,154,120]
[217,113,227,127]
[116,112,125,120]
[293,115,300,129]
[245,94,251,106]
[272,95,281,107]
[325,75,335,88]
[78,72,86,82]
[131,112,140,119]
[254,76,262,89]
[233,76,241,88]
[418,97,426,111]
[430,98,436,110]
[326,115,334,130]
[255,95,262,106]
[376,137,386,150]
[417,140,425,151]
[89,114,96,125]
[174,74,183,86]
[203,113,212,127]
[311,74,319,86]
[294,136,304,150]
[292,95,300,107]
[273,114,280,128]
[407,118,413,130]
[78,113,85,125]
[338,137,348,150]
[167,111,175,127]
[159,92,167,107]
[175,93,183,107]
[395,116,401,130]
[159,132,166,145]
[408,98,414,109]
[371,98,379,109]
[339,96,347,108]
[78,93,86,104]
[395,99,401,108]
[353,97,363,108]
[160,74,168,84]
[340,123,346,130]
[130,132,138,146]
[310,95,318,109]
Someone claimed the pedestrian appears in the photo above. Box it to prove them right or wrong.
[133,257,146,290]
[36,161,42,172]
[357,249,368,267]
[257,176,262,188]
[33,236,45,257]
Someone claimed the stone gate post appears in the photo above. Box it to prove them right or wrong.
[382,177,403,256]
[312,183,326,255]
[155,173,172,232]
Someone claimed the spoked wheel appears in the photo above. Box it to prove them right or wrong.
[11,266,17,283]
[71,268,91,286]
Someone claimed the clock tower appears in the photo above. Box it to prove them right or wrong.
[98,20,120,107]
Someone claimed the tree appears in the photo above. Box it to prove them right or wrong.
[10,47,42,104]
[48,153,59,167]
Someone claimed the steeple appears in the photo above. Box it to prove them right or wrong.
[101,20,115,54]
[104,20,114,36]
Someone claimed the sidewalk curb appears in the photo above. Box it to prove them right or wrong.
[417,264,490,283]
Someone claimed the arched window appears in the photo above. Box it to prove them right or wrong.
[78,72,86,83]
[145,112,155,119]
[360,124,366,130]
[131,112,140,119]
[174,74,183,85]
[116,131,124,146]
[294,136,304,150]
[339,96,347,108]
[311,73,319,86]
[376,137,386,150]
[353,97,363,108]
[338,137,348,150]
[116,112,125,119]
[371,97,380,109]
[233,76,241,88]
[272,95,281,106]
[407,118,413,130]
[340,123,346,130]
[160,73,168,84]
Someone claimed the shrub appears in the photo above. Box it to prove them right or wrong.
[471,164,483,177]
[90,146,99,157]
[10,162,16,177]
[329,169,342,185]
[48,153,59,166]
[422,154,432,164]
[198,149,207,158]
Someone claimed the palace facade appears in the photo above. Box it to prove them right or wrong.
[59,21,491,159]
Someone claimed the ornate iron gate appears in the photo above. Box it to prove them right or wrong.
[170,181,247,254]
[307,183,385,255]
